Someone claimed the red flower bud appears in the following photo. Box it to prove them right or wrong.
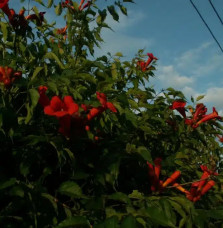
[162,171,181,188]
[173,183,190,195]
[200,180,215,196]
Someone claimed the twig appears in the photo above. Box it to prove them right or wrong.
[165,176,213,189]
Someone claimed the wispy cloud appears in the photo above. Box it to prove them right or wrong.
[202,87,223,111]
[174,42,223,78]
[154,65,194,89]
[94,9,153,57]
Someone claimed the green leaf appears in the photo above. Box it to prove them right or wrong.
[146,206,176,228]
[9,186,24,198]
[128,190,144,200]
[47,0,53,8]
[29,89,40,110]
[56,216,91,228]
[25,88,40,124]
[196,95,205,102]
[34,0,45,6]
[24,135,47,146]
[107,6,119,21]
[0,22,8,42]
[58,181,82,198]
[44,52,65,69]
[108,192,131,204]
[55,3,62,15]
[208,210,223,219]
[103,216,119,228]
[121,215,137,228]
[120,6,127,15]
[32,6,39,15]
[63,148,74,160]
[42,193,58,214]
[30,66,43,81]
[0,178,17,191]
[97,9,107,24]
[115,52,123,57]
[137,146,152,162]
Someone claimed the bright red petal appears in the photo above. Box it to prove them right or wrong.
[63,96,79,115]
[0,0,9,9]
[106,102,117,113]
[44,106,55,116]
[50,96,63,112]
[54,111,69,117]
[170,101,186,109]
[68,103,79,115]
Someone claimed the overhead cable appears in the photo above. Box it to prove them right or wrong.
[190,0,223,53]
[208,0,223,26]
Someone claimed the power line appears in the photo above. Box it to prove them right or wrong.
[190,0,223,53]
[208,0,223,26]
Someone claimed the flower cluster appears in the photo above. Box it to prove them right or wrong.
[0,66,22,87]
[137,53,158,72]
[147,159,217,202]
[174,165,218,202]
[38,87,117,137]
[0,1,45,31]
[170,101,221,128]
[57,25,68,35]
[147,158,181,192]
[62,0,91,11]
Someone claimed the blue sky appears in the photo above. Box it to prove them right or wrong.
[13,0,223,113]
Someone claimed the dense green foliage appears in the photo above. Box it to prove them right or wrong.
[0,0,223,227]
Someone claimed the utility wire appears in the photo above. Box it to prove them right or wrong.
[190,0,223,53]
[208,0,223,26]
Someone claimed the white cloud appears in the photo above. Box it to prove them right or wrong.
[95,32,152,57]
[104,10,146,32]
[94,10,153,57]
[182,86,197,99]
[175,42,211,70]
[201,87,223,111]
[174,42,223,78]
[155,65,194,88]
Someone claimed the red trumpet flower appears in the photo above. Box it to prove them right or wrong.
[173,183,190,195]
[38,86,50,107]
[170,101,186,118]
[137,52,158,72]
[57,25,68,35]
[162,170,181,188]
[26,12,45,26]
[80,1,91,10]
[147,158,180,192]
[0,0,8,9]
[195,107,221,127]
[96,91,117,113]
[182,165,217,202]
[87,106,105,120]
[0,66,22,87]
[44,96,78,118]
[147,161,157,191]
[200,180,215,196]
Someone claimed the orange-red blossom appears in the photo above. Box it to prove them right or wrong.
[173,165,218,202]
[147,158,181,192]
[137,53,158,72]
[0,66,22,87]
[170,101,221,128]
[38,88,117,137]
[1,1,45,30]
